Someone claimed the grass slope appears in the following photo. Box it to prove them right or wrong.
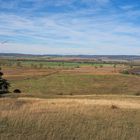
[10,73,140,96]
[0,97,140,140]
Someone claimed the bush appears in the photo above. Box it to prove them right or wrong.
[129,65,133,69]
[76,65,80,68]
[13,89,21,93]
[94,66,98,69]
[111,105,119,109]
[16,62,22,67]
[120,70,129,74]
[113,64,117,68]
[135,92,140,96]
[100,65,103,68]
[39,64,43,69]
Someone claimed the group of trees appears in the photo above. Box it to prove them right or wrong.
[0,68,10,94]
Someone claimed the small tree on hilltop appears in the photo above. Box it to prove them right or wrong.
[0,68,10,94]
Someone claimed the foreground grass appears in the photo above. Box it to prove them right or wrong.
[0,97,140,140]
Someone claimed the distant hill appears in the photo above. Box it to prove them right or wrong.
[0,53,140,61]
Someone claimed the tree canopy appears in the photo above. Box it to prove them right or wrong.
[0,69,10,94]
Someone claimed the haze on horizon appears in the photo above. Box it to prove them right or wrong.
[0,0,140,55]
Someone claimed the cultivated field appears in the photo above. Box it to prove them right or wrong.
[0,59,140,140]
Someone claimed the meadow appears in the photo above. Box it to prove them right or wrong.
[9,73,140,97]
[0,97,140,140]
[0,59,140,140]
[1,60,139,97]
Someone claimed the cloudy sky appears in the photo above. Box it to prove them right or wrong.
[0,0,140,55]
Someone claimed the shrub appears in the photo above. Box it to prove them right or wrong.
[39,64,43,69]
[76,65,80,68]
[13,89,21,93]
[100,65,103,68]
[94,66,98,69]
[111,105,119,109]
[69,93,73,96]
[57,93,63,95]
[135,92,140,96]
[16,62,22,67]
[129,65,133,69]
[120,70,129,74]
[113,64,117,68]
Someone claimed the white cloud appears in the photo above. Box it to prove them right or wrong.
[0,0,140,54]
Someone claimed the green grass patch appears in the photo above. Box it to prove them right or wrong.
[1,60,114,69]
[10,73,140,96]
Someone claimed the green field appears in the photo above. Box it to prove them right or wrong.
[0,59,115,69]
[10,73,140,97]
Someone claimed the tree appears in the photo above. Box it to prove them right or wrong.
[16,62,22,67]
[0,69,10,94]
[100,65,103,68]
[113,64,117,69]
[39,63,43,69]
[129,64,133,69]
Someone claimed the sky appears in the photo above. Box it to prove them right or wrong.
[0,0,140,55]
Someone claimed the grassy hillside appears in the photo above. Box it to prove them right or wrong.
[0,97,140,140]
[0,60,140,140]
[0,61,138,97]
[10,73,140,97]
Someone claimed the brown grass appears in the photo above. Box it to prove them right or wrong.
[2,64,126,81]
[0,97,140,140]
[62,65,125,75]
[2,67,58,80]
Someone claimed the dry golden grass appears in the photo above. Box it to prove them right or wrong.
[2,64,126,81]
[0,97,140,140]
[61,65,125,75]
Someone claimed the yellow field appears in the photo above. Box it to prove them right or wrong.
[0,96,140,140]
